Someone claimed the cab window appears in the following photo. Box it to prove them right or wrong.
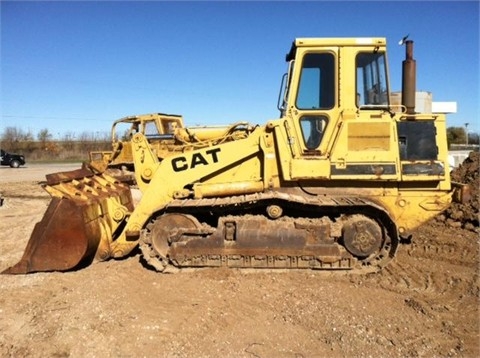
[144,121,159,136]
[356,52,388,106]
[296,53,335,110]
[300,116,328,150]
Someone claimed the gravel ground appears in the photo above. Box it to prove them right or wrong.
[0,164,478,357]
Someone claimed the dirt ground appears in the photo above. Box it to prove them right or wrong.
[0,161,478,358]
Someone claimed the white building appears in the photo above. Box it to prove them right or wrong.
[390,91,457,115]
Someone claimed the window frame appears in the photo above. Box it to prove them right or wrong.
[356,51,389,107]
[300,115,329,150]
[295,52,336,111]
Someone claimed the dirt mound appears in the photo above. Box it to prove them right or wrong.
[439,151,479,231]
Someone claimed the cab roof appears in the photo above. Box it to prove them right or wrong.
[286,37,387,61]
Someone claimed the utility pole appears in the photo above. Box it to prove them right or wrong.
[465,123,469,145]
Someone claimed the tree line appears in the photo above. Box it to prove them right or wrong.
[0,125,478,163]
[446,127,479,146]
[0,127,111,161]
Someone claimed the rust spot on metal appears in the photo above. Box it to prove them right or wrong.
[46,166,95,186]
[2,198,100,274]
[452,182,471,204]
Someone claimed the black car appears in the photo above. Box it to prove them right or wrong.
[0,149,26,168]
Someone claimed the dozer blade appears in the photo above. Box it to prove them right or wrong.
[2,165,133,274]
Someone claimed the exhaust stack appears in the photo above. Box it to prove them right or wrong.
[402,40,416,114]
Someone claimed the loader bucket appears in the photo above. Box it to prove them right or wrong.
[2,166,133,274]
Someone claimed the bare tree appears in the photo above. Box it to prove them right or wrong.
[469,132,479,145]
[62,132,76,151]
[37,128,53,149]
[0,126,33,152]
[447,127,467,146]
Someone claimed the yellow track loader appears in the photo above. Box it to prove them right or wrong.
[88,112,251,184]
[88,113,185,183]
[3,37,465,274]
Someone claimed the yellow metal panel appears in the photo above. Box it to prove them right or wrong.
[348,122,390,151]
[377,190,453,236]
[290,158,330,179]
[331,118,398,166]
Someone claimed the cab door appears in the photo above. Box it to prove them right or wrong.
[286,48,340,179]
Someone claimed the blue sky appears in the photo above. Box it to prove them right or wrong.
[1,1,479,138]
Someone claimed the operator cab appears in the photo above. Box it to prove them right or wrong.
[278,37,391,155]
[276,37,448,182]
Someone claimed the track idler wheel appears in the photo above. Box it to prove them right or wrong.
[140,214,203,272]
[342,215,383,259]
